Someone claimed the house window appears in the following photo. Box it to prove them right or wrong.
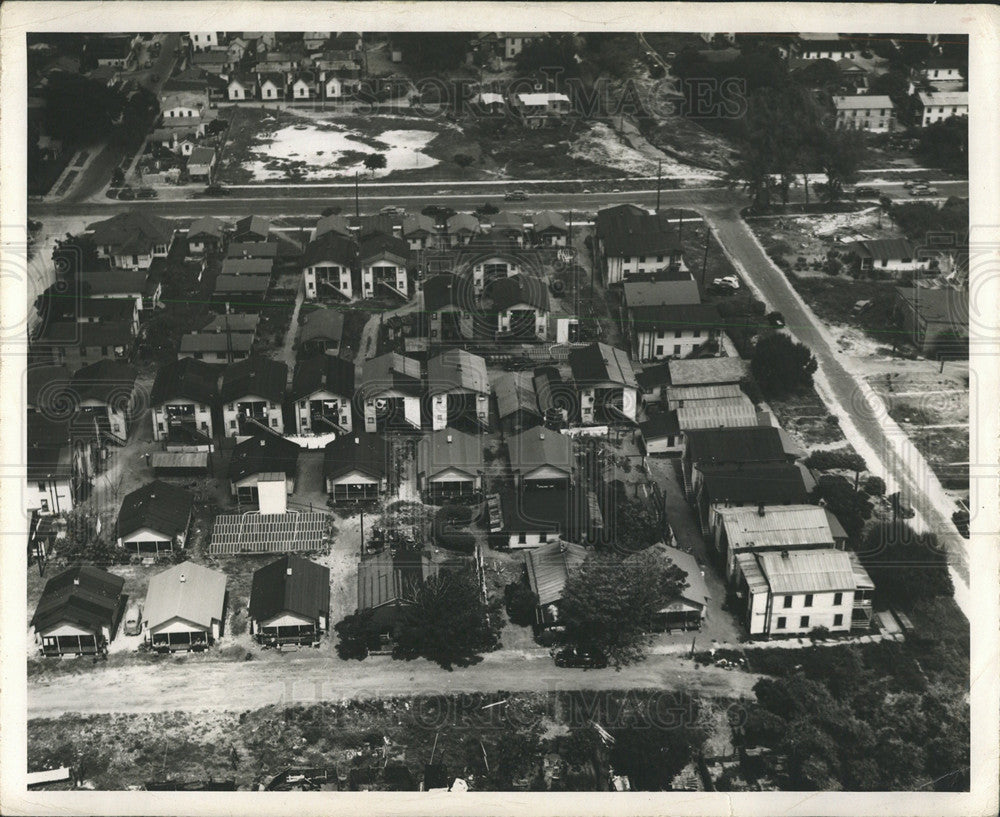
[300,400,307,409]
[228,404,234,411]
[693,330,700,338]
[539,531,548,543]
[193,352,203,360]
[37,481,47,492]
[674,330,682,338]
[833,592,843,606]
[656,255,664,263]
[517,532,527,544]
[270,418,278,427]
[800,616,810,628]
[40,498,49,512]
[782,595,792,608]
[229,420,236,429]
[673,345,681,355]
[834,614,844,627]
[804,594,813,607]
[157,423,165,432]
[776,617,786,629]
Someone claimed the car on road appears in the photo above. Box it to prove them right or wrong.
[909,185,932,196]
[554,647,608,669]
[852,186,878,198]
[380,205,404,215]
[136,188,158,199]
[767,311,786,328]
[504,190,529,201]
[711,276,740,292]
[117,188,136,200]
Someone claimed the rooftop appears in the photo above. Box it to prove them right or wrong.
[324,432,390,480]
[675,395,758,431]
[417,429,486,478]
[291,353,356,399]
[250,555,331,621]
[219,356,288,403]
[668,357,748,386]
[31,564,124,633]
[143,561,226,630]
[491,273,549,312]
[117,480,193,540]
[715,504,835,550]
[150,357,222,406]
[623,280,701,309]
[360,352,422,398]
[299,308,346,344]
[507,427,574,475]
[758,548,859,594]
[833,94,894,110]
[493,370,541,420]
[427,349,489,395]
[525,541,590,606]
[229,434,300,482]
[701,462,811,505]
[595,205,682,258]
[568,342,637,388]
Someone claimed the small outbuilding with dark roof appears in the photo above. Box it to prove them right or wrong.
[249,555,331,646]
[324,432,391,501]
[116,480,194,555]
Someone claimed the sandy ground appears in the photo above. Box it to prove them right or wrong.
[570,122,722,180]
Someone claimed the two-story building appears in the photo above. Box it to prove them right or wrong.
[491,274,550,340]
[915,90,968,126]
[150,357,221,447]
[302,232,358,301]
[359,352,423,432]
[423,273,475,341]
[87,212,176,270]
[833,95,895,132]
[291,354,356,435]
[569,342,638,424]
[426,349,490,431]
[359,232,410,299]
[623,279,720,361]
[595,205,685,285]
[70,359,138,446]
[219,356,288,437]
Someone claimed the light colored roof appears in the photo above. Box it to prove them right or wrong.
[833,94,894,110]
[624,280,700,308]
[715,505,835,551]
[427,349,488,395]
[660,545,710,609]
[507,427,574,475]
[675,396,757,431]
[848,551,875,591]
[668,357,748,386]
[532,210,567,233]
[150,452,210,470]
[757,549,859,595]
[917,90,968,106]
[517,92,570,105]
[525,541,589,606]
[475,92,504,105]
[417,429,485,479]
[143,561,226,630]
[665,383,743,405]
[493,371,540,419]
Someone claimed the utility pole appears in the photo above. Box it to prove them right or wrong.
[354,171,360,218]
[656,159,662,212]
[701,229,710,288]
[677,212,683,245]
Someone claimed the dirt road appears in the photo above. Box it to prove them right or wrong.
[28,651,758,718]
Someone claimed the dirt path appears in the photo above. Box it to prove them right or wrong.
[357,299,421,360]
[28,652,759,718]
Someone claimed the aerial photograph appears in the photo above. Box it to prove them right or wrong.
[19,26,971,795]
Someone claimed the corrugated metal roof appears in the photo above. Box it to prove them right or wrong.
[427,349,488,395]
[624,280,700,309]
[848,551,875,591]
[676,396,757,431]
[417,429,485,479]
[150,452,210,470]
[758,549,858,594]
[144,561,226,630]
[715,504,834,550]
[493,371,540,419]
[525,541,589,606]
[668,357,748,386]
[666,383,743,406]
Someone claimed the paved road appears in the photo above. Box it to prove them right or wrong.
[702,203,969,589]
[27,650,759,718]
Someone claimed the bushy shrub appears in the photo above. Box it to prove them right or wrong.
[863,476,887,496]
[805,448,866,473]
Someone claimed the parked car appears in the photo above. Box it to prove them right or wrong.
[136,188,158,199]
[123,602,143,636]
[555,647,608,669]
[711,276,740,292]
[504,190,529,201]
[203,184,229,196]
[766,311,786,327]
[909,185,930,196]
[380,205,405,215]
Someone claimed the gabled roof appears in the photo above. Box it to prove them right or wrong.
[222,257,273,275]
[144,561,226,630]
[491,273,549,312]
[532,210,567,233]
[426,349,488,395]
[213,273,270,294]
[357,549,420,611]
[229,434,300,482]
[324,432,389,480]
[249,555,331,621]
[639,410,681,440]
[188,146,216,164]
[685,425,791,465]
[669,357,748,386]
[71,359,138,403]
[86,212,176,255]
[849,237,915,261]
[666,383,743,404]
[27,414,72,480]
[359,232,410,263]
[447,213,479,234]
[314,213,352,240]
[757,548,859,594]
[525,541,589,606]
[150,357,222,405]
[501,484,587,535]
[490,211,525,232]
[833,94,894,110]
[629,303,721,334]
[595,206,682,257]
[192,50,230,65]
[219,356,288,403]
[359,214,397,239]
[422,273,474,312]
[227,242,279,259]
[302,231,358,267]
[402,213,436,237]
[493,371,540,419]
[675,395,758,431]
[507,427,574,476]
[199,313,260,334]
[27,364,72,408]
[894,286,967,327]
[291,353,356,399]
[635,362,672,390]
[715,504,835,550]
[916,90,968,106]
[36,320,133,349]
[659,544,711,610]
[30,564,124,633]
[360,352,422,398]
[623,280,701,309]
[568,342,637,388]
[418,429,485,479]
[180,331,254,354]
[700,462,811,505]
[235,215,271,240]
[299,308,346,345]
[188,215,227,240]
[80,269,146,296]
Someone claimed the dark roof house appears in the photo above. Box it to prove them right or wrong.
[324,432,390,481]
[150,357,222,406]
[30,564,124,634]
[220,356,288,404]
[249,555,331,623]
[117,481,194,540]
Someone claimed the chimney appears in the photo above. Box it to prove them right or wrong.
[757,503,765,517]
[286,567,293,576]
[780,550,789,560]
[73,577,80,586]
[446,434,453,443]
[259,439,266,446]
[180,573,187,582]
[538,432,545,440]
[354,437,360,445]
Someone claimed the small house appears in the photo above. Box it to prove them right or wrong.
[417,429,485,498]
[568,342,638,424]
[298,308,346,356]
[143,561,227,651]
[531,210,568,247]
[892,286,968,357]
[70,359,138,445]
[422,273,474,341]
[234,214,271,243]
[426,349,490,431]
[524,541,589,626]
[445,213,479,247]
[87,212,176,271]
[31,565,125,656]
[915,90,968,126]
[179,330,253,363]
[507,427,575,490]
[848,238,928,277]
[491,274,550,340]
[359,233,410,299]
[649,545,711,631]
[833,95,895,132]
[116,480,194,556]
[302,232,358,301]
[291,353,356,435]
[493,370,542,434]
[359,353,422,432]
[229,435,300,511]
[219,356,288,436]
[150,357,221,446]
[187,146,217,181]
[26,414,74,514]
[187,216,228,256]
[249,555,331,647]
[324,432,390,502]
[468,253,523,295]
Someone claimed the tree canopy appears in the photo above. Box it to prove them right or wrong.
[41,72,125,146]
[394,567,502,669]
[916,116,969,174]
[559,549,686,668]
[857,521,954,607]
[393,33,471,72]
[750,332,818,397]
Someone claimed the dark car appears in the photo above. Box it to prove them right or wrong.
[106,188,120,199]
[853,186,878,198]
[554,647,608,669]
[504,190,529,201]
[136,188,158,199]
[203,184,229,196]
[767,311,786,327]
[117,187,136,200]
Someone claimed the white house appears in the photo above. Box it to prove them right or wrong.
[189,32,219,52]
[569,342,639,424]
[359,233,410,299]
[513,92,571,126]
[468,254,523,295]
[427,349,490,431]
[291,354,356,435]
[228,76,253,101]
[143,562,226,652]
[595,205,685,285]
[258,73,285,100]
[797,34,857,61]
[848,237,930,277]
[302,231,358,300]
[734,549,875,637]
[492,274,550,340]
[916,90,968,126]
[833,95,896,133]
[359,353,423,432]
[219,357,288,437]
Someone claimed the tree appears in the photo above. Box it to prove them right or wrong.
[816,127,865,201]
[392,33,471,72]
[559,550,686,668]
[796,58,840,89]
[605,497,661,553]
[52,233,99,277]
[504,579,539,627]
[334,608,382,659]
[862,476,887,496]
[609,718,707,791]
[811,474,873,544]
[363,153,387,175]
[858,522,953,607]
[41,72,124,146]
[750,332,818,397]
[917,116,969,174]
[394,568,502,669]
[515,33,580,77]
